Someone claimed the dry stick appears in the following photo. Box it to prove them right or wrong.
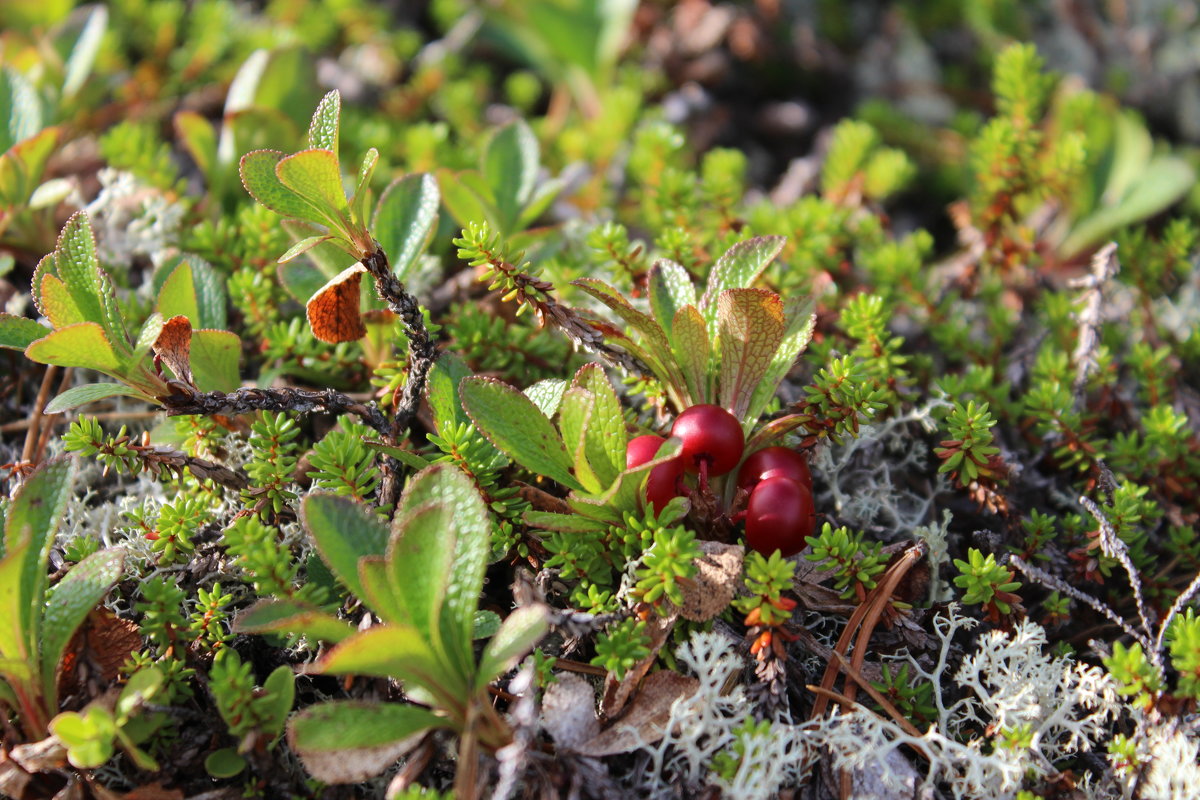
[829,650,924,739]
[20,365,58,467]
[808,542,927,721]
[360,243,438,510]
[1078,495,1160,669]
[1008,554,1150,653]
[33,367,74,463]
[161,386,389,435]
[1069,242,1119,401]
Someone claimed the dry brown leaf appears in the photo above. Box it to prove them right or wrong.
[680,541,743,622]
[576,670,699,757]
[306,264,367,343]
[542,673,600,750]
[599,610,677,719]
[153,315,193,386]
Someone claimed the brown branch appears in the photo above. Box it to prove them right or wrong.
[160,386,389,437]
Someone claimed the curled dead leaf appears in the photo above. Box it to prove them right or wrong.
[306,265,367,343]
[152,315,193,386]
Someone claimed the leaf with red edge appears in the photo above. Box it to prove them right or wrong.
[671,305,710,405]
[717,289,785,420]
[700,236,786,328]
[276,149,350,225]
[240,149,330,226]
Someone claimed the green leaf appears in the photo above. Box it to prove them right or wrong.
[61,5,108,99]
[288,700,443,784]
[0,126,58,207]
[35,268,86,331]
[307,90,340,154]
[44,384,145,416]
[522,510,609,533]
[259,665,295,736]
[24,322,123,375]
[276,149,351,225]
[50,707,115,768]
[476,606,548,689]
[222,47,319,132]
[435,168,496,231]
[484,119,538,233]
[240,149,330,225]
[0,313,46,350]
[0,68,42,153]
[188,329,240,393]
[385,503,456,642]
[671,305,711,405]
[647,258,697,337]
[300,493,389,602]
[4,457,74,660]
[174,111,217,182]
[114,666,163,721]
[373,173,440,281]
[205,748,246,778]
[700,236,786,329]
[54,213,128,352]
[312,625,453,699]
[1062,156,1196,257]
[716,289,785,420]
[357,556,405,625]
[41,548,125,707]
[278,235,332,263]
[157,257,227,330]
[524,378,568,419]
[558,387,601,494]
[748,297,815,422]
[473,610,501,639]
[573,278,676,378]
[362,440,433,472]
[426,352,472,435]
[460,377,583,492]
[0,540,33,671]
[233,599,355,643]
[573,363,626,488]
[394,465,492,674]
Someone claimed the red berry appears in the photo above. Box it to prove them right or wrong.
[744,476,815,558]
[626,434,666,469]
[737,446,811,494]
[670,404,744,476]
[626,434,683,511]
[643,459,684,511]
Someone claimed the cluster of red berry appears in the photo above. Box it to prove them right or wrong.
[624,404,816,558]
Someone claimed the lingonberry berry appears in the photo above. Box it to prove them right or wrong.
[736,446,811,493]
[744,476,815,558]
[626,434,683,511]
[670,404,744,476]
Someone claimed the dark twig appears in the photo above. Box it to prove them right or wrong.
[360,243,439,510]
[360,244,438,437]
[1008,554,1153,655]
[160,386,389,436]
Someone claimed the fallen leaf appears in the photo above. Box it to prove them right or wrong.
[600,610,677,720]
[577,670,699,757]
[680,541,743,622]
